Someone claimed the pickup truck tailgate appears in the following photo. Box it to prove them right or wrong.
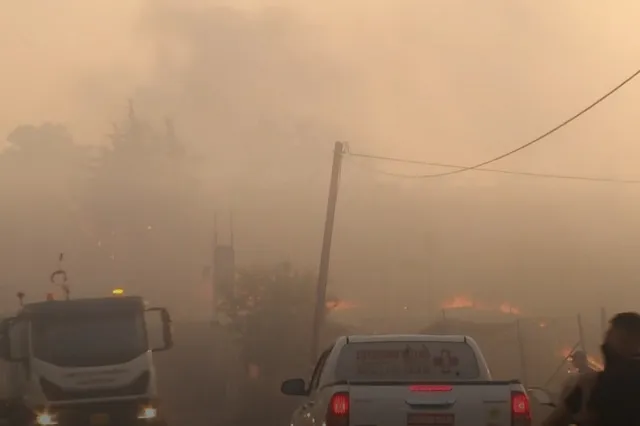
[348,382,514,426]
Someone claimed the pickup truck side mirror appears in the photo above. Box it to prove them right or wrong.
[527,387,556,407]
[146,308,173,352]
[281,378,308,396]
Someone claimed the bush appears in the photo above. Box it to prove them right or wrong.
[221,262,351,425]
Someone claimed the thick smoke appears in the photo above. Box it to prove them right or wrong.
[2,0,640,316]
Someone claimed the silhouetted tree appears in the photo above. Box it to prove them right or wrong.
[0,123,93,298]
[224,262,349,376]
[223,262,350,425]
[1,122,91,193]
[85,101,203,301]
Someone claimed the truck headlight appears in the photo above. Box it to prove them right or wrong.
[137,406,158,420]
[35,412,58,425]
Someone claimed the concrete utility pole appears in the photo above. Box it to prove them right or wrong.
[515,319,528,386]
[600,307,607,336]
[212,212,236,324]
[577,314,587,352]
[310,142,345,363]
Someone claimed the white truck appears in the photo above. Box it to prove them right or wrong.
[281,334,532,426]
[0,295,173,426]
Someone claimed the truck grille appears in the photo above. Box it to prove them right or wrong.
[54,400,143,426]
[40,371,150,401]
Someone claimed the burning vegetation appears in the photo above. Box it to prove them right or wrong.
[441,296,521,315]
[560,347,603,371]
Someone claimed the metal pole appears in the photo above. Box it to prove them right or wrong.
[577,314,587,352]
[515,319,528,386]
[600,307,607,336]
[212,214,218,323]
[310,142,345,363]
[544,341,581,387]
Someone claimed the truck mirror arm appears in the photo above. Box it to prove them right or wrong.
[146,307,174,352]
[0,317,24,362]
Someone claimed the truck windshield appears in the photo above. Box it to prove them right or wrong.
[32,311,147,367]
[335,341,480,382]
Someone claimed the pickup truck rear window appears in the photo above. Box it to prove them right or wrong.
[335,341,480,381]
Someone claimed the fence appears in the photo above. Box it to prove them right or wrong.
[420,309,607,389]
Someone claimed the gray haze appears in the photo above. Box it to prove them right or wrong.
[2,0,640,319]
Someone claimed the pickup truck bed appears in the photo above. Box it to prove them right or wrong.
[283,335,531,426]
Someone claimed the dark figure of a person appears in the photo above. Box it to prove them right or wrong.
[543,312,640,426]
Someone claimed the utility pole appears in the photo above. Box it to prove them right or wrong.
[515,319,528,386]
[310,141,345,363]
[577,314,587,352]
[600,307,607,336]
[211,213,218,323]
[211,212,236,324]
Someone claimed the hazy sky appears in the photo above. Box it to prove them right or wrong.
[3,1,640,176]
[3,0,640,317]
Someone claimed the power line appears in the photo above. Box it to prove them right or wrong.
[365,66,640,178]
[345,150,640,183]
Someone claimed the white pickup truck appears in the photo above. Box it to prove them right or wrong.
[281,334,531,426]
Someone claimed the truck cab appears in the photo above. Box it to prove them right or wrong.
[0,295,173,426]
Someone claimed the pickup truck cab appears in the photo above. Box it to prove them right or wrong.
[281,334,531,426]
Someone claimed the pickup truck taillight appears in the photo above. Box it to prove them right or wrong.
[326,392,349,426]
[511,391,531,426]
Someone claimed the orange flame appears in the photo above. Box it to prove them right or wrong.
[441,296,521,315]
[499,303,521,315]
[442,296,475,309]
[560,347,603,371]
[326,299,357,311]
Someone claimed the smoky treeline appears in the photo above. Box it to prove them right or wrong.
[2,0,640,319]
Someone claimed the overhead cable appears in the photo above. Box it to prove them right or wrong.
[345,150,640,184]
[351,65,640,178]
